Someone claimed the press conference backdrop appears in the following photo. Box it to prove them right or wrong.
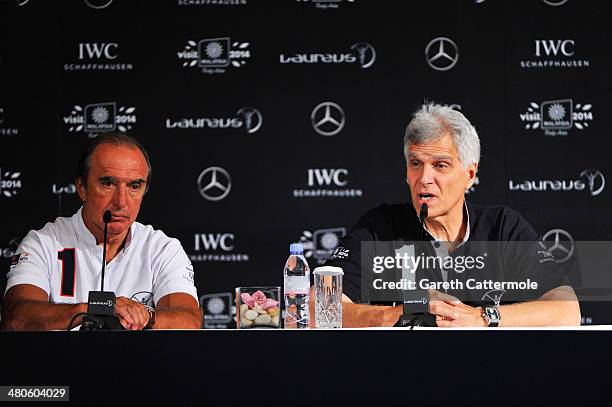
[0,0,610,326]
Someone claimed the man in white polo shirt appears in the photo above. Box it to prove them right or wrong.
[1,133,201,330]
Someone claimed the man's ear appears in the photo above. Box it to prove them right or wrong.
[466,163,478,189]
[76,177,86,202]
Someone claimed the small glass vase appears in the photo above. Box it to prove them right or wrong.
[235,286,281,329]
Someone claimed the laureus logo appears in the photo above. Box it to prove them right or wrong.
[350,43,376,69]
[83,0,114,9]
[130,291,154,307]
[165,107,262,134]
[280,42,376,69]
[580,169,605,196]
[508,169,605,197]
[481,289,506,306]
[542,0,568,5]
[237,107,262,134]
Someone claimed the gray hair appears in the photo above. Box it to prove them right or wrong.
[403,103,480,168]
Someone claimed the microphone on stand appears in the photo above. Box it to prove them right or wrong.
[394,203,437,328]
[419,203,428,241]
[80,210,124,330]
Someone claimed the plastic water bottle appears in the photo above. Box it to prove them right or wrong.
[283,243,310,329]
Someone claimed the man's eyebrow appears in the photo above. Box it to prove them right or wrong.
[98,175,116,182]
[127,178,147,184]
[408,152,453,161]
[97,176,146,184]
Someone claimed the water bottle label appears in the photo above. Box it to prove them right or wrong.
[284,276,310,295]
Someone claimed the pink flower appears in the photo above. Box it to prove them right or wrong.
[251,290,267,307]
[240,292,255,308]
[241,290,278,310]
[263,299,279,310]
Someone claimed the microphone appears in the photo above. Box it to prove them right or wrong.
[101,210,111,292]
[419,203,428,231]
[394,203,437,328]
[80,210,124,330]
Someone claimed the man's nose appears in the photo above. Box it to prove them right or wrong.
[419,165,435,186]
[112,184,127,209]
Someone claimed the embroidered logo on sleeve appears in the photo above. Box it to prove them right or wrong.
[331,246,350,259]
[183,262,195,283]
[537,241,556,263]
[10,252,30,268]
[130,291,154,307]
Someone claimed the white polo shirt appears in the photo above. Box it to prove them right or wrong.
[5,208,197,307]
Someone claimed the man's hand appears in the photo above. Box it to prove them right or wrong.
[370,304,404,327]
[115,297,150,330]
[428,290,486,327]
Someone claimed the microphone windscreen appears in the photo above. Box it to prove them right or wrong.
[103,210,112,223]
[419,203,428,222]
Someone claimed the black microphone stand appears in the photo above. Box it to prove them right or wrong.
[80,210,124,330]
[394,203,437,328]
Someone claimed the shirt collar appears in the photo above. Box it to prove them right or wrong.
[421,200,471,247]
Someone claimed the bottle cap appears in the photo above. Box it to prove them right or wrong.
[289,243,304,254]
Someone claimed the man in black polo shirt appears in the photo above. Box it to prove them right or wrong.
[325,103,580,327]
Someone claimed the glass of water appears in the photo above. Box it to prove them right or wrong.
[313,266,344,328]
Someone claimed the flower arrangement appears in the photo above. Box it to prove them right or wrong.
[239,289,280,328]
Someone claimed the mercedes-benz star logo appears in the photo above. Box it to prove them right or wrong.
[542,229,575,263]
[580,169,605,197]
[311,102,345,136]
[198,167,231,201]
[425,37,459,71]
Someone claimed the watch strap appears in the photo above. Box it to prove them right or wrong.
[144,305,156,329]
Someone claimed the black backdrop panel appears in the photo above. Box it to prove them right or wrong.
[0,0,610,323]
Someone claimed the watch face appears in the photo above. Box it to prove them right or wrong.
[485,307,500,321]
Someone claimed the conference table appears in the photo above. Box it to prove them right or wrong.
[1,327,611,405]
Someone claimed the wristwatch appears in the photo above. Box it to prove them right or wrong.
[144,304,156,329]
[481,305,500,327]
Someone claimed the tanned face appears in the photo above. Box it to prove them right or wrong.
[77,143,148,242]
[406,133,477,220]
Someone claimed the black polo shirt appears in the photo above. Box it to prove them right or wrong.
[325,201,568,306]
